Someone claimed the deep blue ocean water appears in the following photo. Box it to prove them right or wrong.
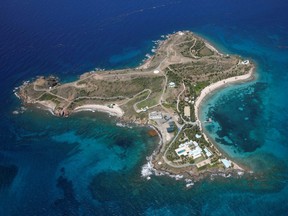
[1,0,288,215]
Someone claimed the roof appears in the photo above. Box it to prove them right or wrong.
[149,111,162,119]
[168,82,176,87]
[167,126,174,133]
[221,159,232,168]
[204,148,212,157]
[189,146,202,159]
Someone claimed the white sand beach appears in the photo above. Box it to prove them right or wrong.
[204,41,223,56]
[195,66,255,127]
[73,104,124,117]
[193,67,255,171]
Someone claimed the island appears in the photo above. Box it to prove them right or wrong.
[16,31,255,182]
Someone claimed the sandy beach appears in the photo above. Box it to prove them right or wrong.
[73,104,124,117]
[193,66,255,171]
[195,66,255,128]
[204,41,223,56]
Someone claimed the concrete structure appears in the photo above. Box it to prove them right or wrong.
[166,121,175,133]
[189,146,202,159]
[241,60,250,65]
[184,106,191,117]
[164,115,172,121]
[175,140,203,159]
[204,147,213,157]
[158,114,172,124]
[166,127,175,133]
[168,82,176,88]
[149,111,162,120]
[220,159,232,168]
[179,140,193,147]
[175,146,190,156]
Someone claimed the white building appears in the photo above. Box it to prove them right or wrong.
[204,147,213,157]
[148,111,163,120]
[175,140,203,159]
[189,146,202,159]
[241,60,250,65]
[220,159,232,168]
[168,82,176,88]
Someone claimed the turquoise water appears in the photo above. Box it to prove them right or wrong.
[1,0,288,215]
[178,150,186,154]
[199,26,288,175]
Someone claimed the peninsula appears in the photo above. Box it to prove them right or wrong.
[16,31,255,181]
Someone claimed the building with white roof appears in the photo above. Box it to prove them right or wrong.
[241,60,250,65]
[148,111,163,120]
[189,146,202,159]
[168,82,176,88]
[220,159,232,168]
[175,140,203,159]
[204,147,213,157]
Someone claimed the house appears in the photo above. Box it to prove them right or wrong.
[175,140,203,159]
[168,82,176,88]
[220,159,232,168]
[204,147,213,157]
[189,146,202,159]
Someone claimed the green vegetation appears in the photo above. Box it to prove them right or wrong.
[165,125,212,165]
[165,68,182,85]
[192,81,210,96]
[39,93,58,101]
[176,36,208,58]
[179,41,195,58]
[18,31,254,175]
[198,47,214,57]
[134,90,162,110]
[136,97,159,109]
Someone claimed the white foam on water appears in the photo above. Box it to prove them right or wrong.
[141,161,154,177]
